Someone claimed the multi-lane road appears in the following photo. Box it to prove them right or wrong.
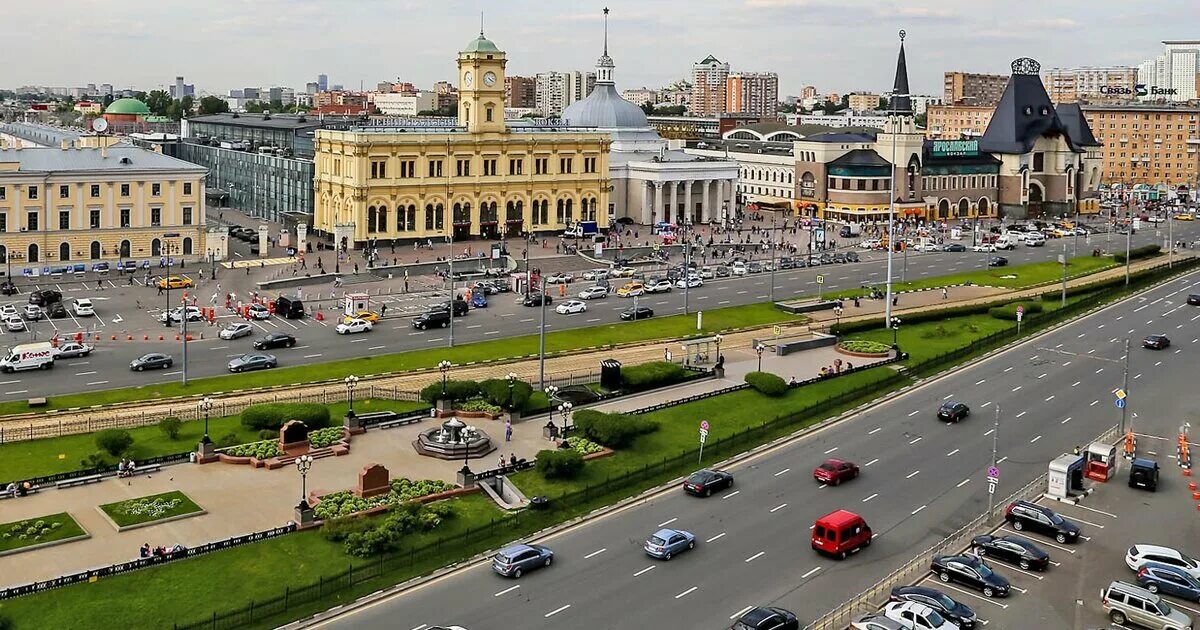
[0,222,1188,400]
[315,265,1200,630]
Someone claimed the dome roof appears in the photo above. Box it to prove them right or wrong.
[462,35,501,54]
[105,98,151,115]
[562,84,648,129]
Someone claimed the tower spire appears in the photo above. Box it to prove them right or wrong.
[889,29,912,116]
[603,7,609,56]
[479,11,484,38]
[595,7,615,84]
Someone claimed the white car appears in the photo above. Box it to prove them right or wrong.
[159,306,203,323]
[860,238,883,249]
[882,601,957,630]
[0,305,16,320]
[1024,234,1046,247]
[676,277,703,289]
[54,342,93,358]
[581,269,609,281]
[72,298,95,317]
[5,317,26,332]
[971,244,996,253]
[731,261,748,276]
[1126,544,1200,580]
[577,286,609,300]
[219,322,255,340]
[335,318,373,335]
[645,279,674,293]
[555,300,588,314]
[611,266,637,278]
[1004,230,1028,242]
[248,303,270,320]
[698,267,715,280]
[22,304,43,320]
[545,272,573,284]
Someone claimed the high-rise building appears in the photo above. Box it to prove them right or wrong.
[925,104,994,139]
[535,71,595,117]
[1137,41,1200,102]
[1082,103,1200,187]
[726,72,778,117]
[846,92,881,112]
[800,85,818,100]
[1042,66,1139,103]
[505,75,536,108]
[691,55,730,115]
[317,74,328,92]
[174,76,185,100]
[622,88,660,107]
[944,71,1008,106]
[306,82,319,95]
[909,95,942,116]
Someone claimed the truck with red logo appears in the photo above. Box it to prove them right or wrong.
[0,342,56,372]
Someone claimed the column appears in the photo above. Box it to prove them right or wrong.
[641,184,652,225]
[669,181,678,224]
[700,180,711,223]
[726,179,735,216]
[684,180,694,225]
[653,181,664,226]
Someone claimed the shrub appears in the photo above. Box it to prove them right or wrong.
[565,436,605,456]
[988,300,1044,321]
[240,403,330,431]
[457,399,503,414]
[158,417,182,440]
[573,409,658,448]
[477,378,534,410]
[1113,244,1161,264]
[308,426,346,449]
[223,439,283,459]
[620,361,688,392]
[744,371,788,396]
[338,502,453,558]
[320,514,372,542]
[536,448,585,479]
[95,429,134,457]
[838,340,892,354]
[215,432,241,448]
[419,379,480,404]
[80,451,113,470]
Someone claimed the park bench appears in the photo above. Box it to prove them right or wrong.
[55,474,104,489]
[0,485,40,500]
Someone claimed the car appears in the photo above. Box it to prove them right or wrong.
[698,266,716,279]
[645,279,673,293]
[412,310,451,330]
[1004,500,1080,543]
[0,305,16,319]
[431,299,470,317]
[778,257,796,270]
[581,269,609,281]
[1177,213,1195,221]
[4,317,25,332]
[611,266,636,278]
[470,293,488,308]
[1188,294,1200,306]
[53,342,93,359]
[971,244,996,252]
[850,613,907,630]
[937,401,970,422]
[747,261,765,273]
[813,458,860,485]
[714,266,731,278]
[555,300,587,315]
[254,332,297,350]
[520,292,552,307]
[731,261,748,276]
[491,543,553,578]
[22,304,42,320]
[248,303,271,320]
[0,280,15,296]
[228,352,277,373]
[577,286,608,300]
[343,310,379,324]
[845,251,860,263]
[160,306,203,323]
[988,256,1008,267]
[644,528,695,560]
[335,318,373,335]
[971,534,1050,571]
[728,606,799,630]
[471,281,498,296]
[616,282,645,297]
[1127,545,1200,580]
[1025,234,1046,247]
[130,353,173,371]
[27,289,62,306]
[881,601,958,630]
[486,279,511,293]
[930,554,1010,598]
[620,306,654,321]
[1102,580,1195,630]
[1144,334,1171,350]
[1137,562,1200,603]
[943,243,966,252]
[861,239,883,249]
[157,276,193,290]
[72,298,95,317]
[683,469,734,497]
[219,322,255,340]
[889,586,978,628]
[544,272,573,284]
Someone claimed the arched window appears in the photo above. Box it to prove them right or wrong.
[28,243,39,263]
[937,199,950,219]
[958,198,970,216]
[0,245,7,265]
[510,200,524,223]
[565,198,574,223]
[377,206,388,232]
[151,238,162,257]
[481,201,498,223]
[978,198,991,215]
[453,202,471,225]
[183,237,193,255]
[90,241,101,260]
[59,242,71,261]
[556,199,565,224]
[120,240,131,258]
[367,206,377,233]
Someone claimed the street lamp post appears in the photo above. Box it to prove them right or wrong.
[538,276,548,389]
[545,385,559,431]
[1125,219,1132,286]
[890,316,901,347]
[833,305,843,333]
[755,343,766,372]
[559,402,574,431]
[296,454,314,509]
[438,360,452,397]
[506,372,518,409]
[344,375,359,416]
[198,396,214,444]
[714,334,723,364]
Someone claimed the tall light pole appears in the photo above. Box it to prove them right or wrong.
[506,371,518,408]
[755,342,766,372]
[714,333,723,364]
[538,276,548,389]
[180,292,190,386]
[890,316,901,347]
[344,374,359,415]
[438,360,451,397]
[987,405,1000,521]
[1125,220,1132,286]
[1168,213,1173,269]
[198,396,214,444]
[1060,243,1068,307]
[1120,337,1131,435]
[545,385,559,431]
[559,401,574,431]
[833,305,843,333]
[296,454,314,508]
[883,37,907,331]
[447,233,456,348]
[683,240,692,315]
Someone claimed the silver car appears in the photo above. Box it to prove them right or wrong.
[228,352,277,373]
[220,322,255,340]
[1102,580,1193,630]
[53,342,93,359]
[850,613,905,630]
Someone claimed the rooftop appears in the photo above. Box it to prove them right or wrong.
[1080,103,1200,113]
[0,122,82,147]
[0,145,207,173]
[188,113,333,131]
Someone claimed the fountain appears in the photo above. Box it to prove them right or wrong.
[413,417,497,460]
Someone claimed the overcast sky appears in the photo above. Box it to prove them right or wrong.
[4,0,1194,98]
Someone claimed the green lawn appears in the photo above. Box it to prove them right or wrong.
[0,512,86,554]
[0,399,428,483]
[0,302,802,417]
[831,255,1118,298]
[99,491,204,528]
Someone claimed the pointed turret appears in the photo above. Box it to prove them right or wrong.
[595,7,615,85]
[889,30,912,115]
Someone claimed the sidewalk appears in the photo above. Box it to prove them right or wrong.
[0,345,890,587]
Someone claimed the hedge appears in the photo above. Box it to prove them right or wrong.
[240,403,331,431]
[620,361,689,392]
[1113,244,1160,264]
[478,378,533,410]
[573,409,659,448]
[418,379,481,405]
[744,371,788,396]
[833,300,997,335]
[988,300,1044,321]
[535,449,585,479]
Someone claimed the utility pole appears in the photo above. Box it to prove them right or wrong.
[538,276,547,389]
[987,404,999,522]
[1120,337,1131,435]
[1125,221,1132,286]
[181,293,189,386]
[769,217,777,302]
[1168,214,1173,269]
[448,233,455,348]
[1060,243,1068,307]
[683,240,691,315]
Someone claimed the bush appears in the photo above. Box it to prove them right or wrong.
[418,379,481,405]
[1113,244,1161,264]
[620,361,688,392]
[565,436,605,456]
[80,451,113,470]
[573,409,658,448]
[223,439,283,459]
[215,432,241,448]
[0,614,12,630]
[536,448,585,479]
[988,300,1044,321]
[477,378,534,410]
[158,417,182,440]
[95,429,134,457]
[838,340,892,354]
[240,403,330,431]
[744,371,788,396]
[338,502,453,558]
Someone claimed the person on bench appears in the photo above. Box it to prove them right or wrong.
[4,481,16,498]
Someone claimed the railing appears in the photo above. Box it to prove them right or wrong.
[472,459,536,482]
[23,451,193,487]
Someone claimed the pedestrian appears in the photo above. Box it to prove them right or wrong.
[892,295,898,306]
[354,263,359,274]
[509,453,517,467]
[505,419,512,442]
[157,284,164,296]
[97,279,104,291]
[942,287,948,300]
[380,304,387,316]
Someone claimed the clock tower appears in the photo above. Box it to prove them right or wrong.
[458,28,507,133]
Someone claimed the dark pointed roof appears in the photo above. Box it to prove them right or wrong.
[698,54,722,64]
[889,40,912,115]
[829,149,890,167]
[978,68,1080,155]
[1054,103,1101,147]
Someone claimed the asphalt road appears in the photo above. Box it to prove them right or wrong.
[0,222,1191,401]
[312,265,1200,630]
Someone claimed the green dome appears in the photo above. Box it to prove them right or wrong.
[462,34,501,54]
[106,98,151,115]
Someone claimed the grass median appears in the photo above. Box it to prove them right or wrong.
[99,491,203,529]
[831,254,1117,298]
[0,513,86,554]
[0,302,802,417]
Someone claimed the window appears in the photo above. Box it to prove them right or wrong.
[399,160,416,178]
[583,156,597,173]
[120,183,129,197]
[455,158,471,177]
[428,158,443,177]
[0,186,4,200]
[370,160,387,179]
[27,211,38,230]
[90,209,101,229]
[535,157,549,175]
[183,207,193,225]
[59,185,69,198]
[90,184,100,198]
[151,208,162,226]
[59,210,70,229]
[183,182,192,195]
[483,158,497,176]
[1032,152,1045,172]
[120,208,131,228]
[509,157,524,175]
[0,213,5,232]
[151,183,162,196]
[485,106,494,122]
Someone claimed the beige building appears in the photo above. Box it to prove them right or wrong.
[726,72,778,117]
[1082,104,1200,188]
[0,143,208,266]
[1043,66,1139,103]
[847,92,881,112]
[925,105,994,139]
[313,32,611,247]
[944,71,1008,106]
[691,55,730,115]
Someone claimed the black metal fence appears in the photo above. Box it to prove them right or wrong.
[18,451,193,488]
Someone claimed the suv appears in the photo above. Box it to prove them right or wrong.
[1101,580,1193,630]
[28,289,62,306]
[1004,500,1080,543]
[1127,545,1200,580]
[412,310,452,330]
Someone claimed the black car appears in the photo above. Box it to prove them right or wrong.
[431,299,470,316]
[988,256,1008,267]
[1188,294,1200,306]
[944,243,967,252]
[130,353,173,371]
[620,306,654,321]
[683,469,734,497]
[254,332,297,350]
[412,310,452,330]
[1143,334,1170,350]
[28,289,62,306]
[778,257,795,270]
[930,554,1011,598]
[521,293,552,307]
[728,606,799,630]
[889,585,978,628]
[971,534,1050,571]
[715,266,731,277]
[0,280,15,296]
[845,251,860,263]
[47,302,67,319]
[1004,500,1080,543]
[937,401,970,422]
[228,352,277,373]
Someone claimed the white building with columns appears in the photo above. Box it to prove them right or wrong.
[562,11,739,226]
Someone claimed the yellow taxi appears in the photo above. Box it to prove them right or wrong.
[157,275,194,289]
[343,310,380,323]
[1176,213,1194,221]
[616,282,645,297]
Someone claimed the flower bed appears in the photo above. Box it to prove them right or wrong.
[308,427,347,449]
[223,438,284,459]
[565,436,604,456]
[99,491,204,529]
[312,478,458,520]
[456,400,504,415]
[0,513,87,554]
[836,339,892,358]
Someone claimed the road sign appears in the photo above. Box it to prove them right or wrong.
[1116,398,1127,409]
[1015,305,1024,315]
[987,466,999,478]
[773,325,782,337]
[699,428,708,443]
[1016,310,1023,322]
[700,420,710,431]
[1113,388,1127,400]
[988,479,997,495]
[816,275,824,284]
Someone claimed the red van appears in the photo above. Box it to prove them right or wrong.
[812,509,872,559]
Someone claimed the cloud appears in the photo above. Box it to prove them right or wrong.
[1025,17,1080,29]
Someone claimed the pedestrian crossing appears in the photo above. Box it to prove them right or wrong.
[221,257,297,269]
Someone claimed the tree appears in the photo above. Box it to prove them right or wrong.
[198,95,229,115]
[878,96,890,110]
[179,95,194,115]
[915,113,928,128]
[651,104,686,115]
[778,102,796,113]
[101,94,114,108]
[244,100,266,113]
[144,89,172,116]
[640,101,655,115]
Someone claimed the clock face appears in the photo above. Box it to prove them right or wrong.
[483,71,496,87]
[463,71,473,88]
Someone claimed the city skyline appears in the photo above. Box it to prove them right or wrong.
[3,0,1196,100]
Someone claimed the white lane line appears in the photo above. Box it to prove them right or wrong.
[1016,411,1028,418]
[907,470,921,478]
[1155,361,1163,366]
[412,625,428,630]
[801,567,821,579]
[1135,373,1143,380]
[1037,373,1048,379]
[634,565,655,577]
[769,503,788,513]
[210,345,229,350]
[824,447,838,454]
[943,393,953,400]
[1063,361,1071,367]
[658,517,678,527]
[368,345,386,351]
[957,478,971,488]
[1078,333,1085,338]
[731,606,755,620]
[1072,381,1081,387]
[544,604,571,618]
[722,490,740,499]
[911,505,927,515]
[1090,400,1099,406]
[85,381,108,386]
[909,436,923,445]
[865,458,879,466]
[975,379,986,385]
[1096,367,1104,374]
[304,353,323,358]
[862,493,878,502]
[984,429,995,436]
[1031,435,1043,443]
[947,449,960,456]
[75,370,97,376]
[998,456,1009,464]
[1003,366,1013,372]
[774,468,791,477]
[745,551,766,563]
[1045,395,1055,402]
[908,410,921,417]
[1012,386,1022,392]
[1062,417,1072,424]
[484,331,500,336]
[494,585,520,597]
[675,586,698,599]
[869,427,882,434]
[584,548,607,559]
[706,532,726,543]
[981,401,992,408]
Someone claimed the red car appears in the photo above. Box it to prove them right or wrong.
[813,458,859,485]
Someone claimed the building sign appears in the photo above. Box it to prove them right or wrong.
[931,140,979,158]
[1100,84,1178,97]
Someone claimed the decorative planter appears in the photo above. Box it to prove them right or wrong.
[835,343,891,358]
[433,408,504,420]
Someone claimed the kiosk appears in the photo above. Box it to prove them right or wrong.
[1086,441,1119,482]
[1048,453,1086,500]
[344,292,370,317]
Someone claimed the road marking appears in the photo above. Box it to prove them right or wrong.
[947,449,960,456]
[0,380,20,386]
[909,436,923,445]
[1003,366,1013,372]
[997,456,1008,464]
[1037,373,1048,379]
[1063,361,1071,367]
[862,493,878,502]
[1012,386,1022,392]
[943,393,954,400]
[907,470,921,478]
[1062,417,1072,424]
[957,478,971,487]
[86,381,108,386]
[484,331,500,335]
[975,379,986,385]
[675,586,698,599]
[868,427,882,434]
[908,410,920,417]
[411,625,428,630]
[210,345,229,350]
[634,565,655,577]
[1016,411,1027,418]
[1072,381,1081,387]
[1031,435,1043,443]
[824,447,838,454]
[745,551,766,563]
[304,353,323,358]
[1134,373,1142,380]
[774,468,791,477]
[494,585,520,597]
[865,458,879,466]
[162,371,181,376]
[722,490,739,499]
[584,548,607,559]
[657,517,677,527]
[1090,400,1099,406]
[1045,395,1055,402]
[544,604,571,618]
[5,389,29,395]
[730,606,755,620]
[981,401,992,408]
[911,505,927,515]
[801,567,821,579]
[935,582,1011,608]
[706,532,726,543]
[769,503,788,513]
[984,429,994,436]
[75,371,96,376]
[368,345,386,351]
